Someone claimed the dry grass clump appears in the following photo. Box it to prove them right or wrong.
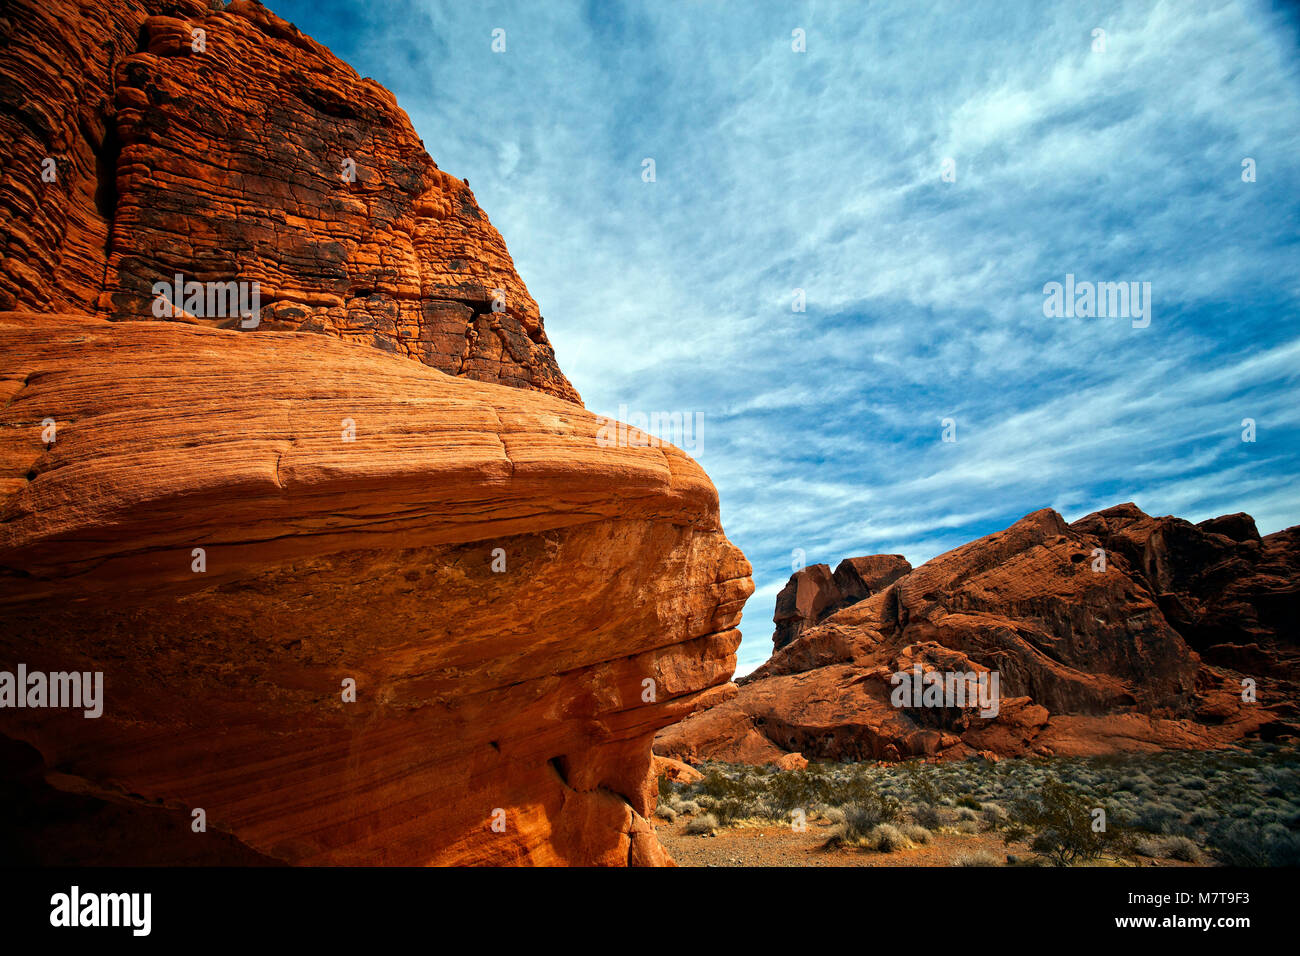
[684,813,719,836]
[952,849,1002,867]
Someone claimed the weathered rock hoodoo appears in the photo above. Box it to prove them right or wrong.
[0,0,752,865]
[656,506,1298,766]
[772,555,911,651]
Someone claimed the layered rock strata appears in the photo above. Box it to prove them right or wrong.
[0,0,579,402]
[657,506,1298,765]
[0,313,752,864]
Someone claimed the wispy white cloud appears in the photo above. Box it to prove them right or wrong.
[275,0,1300,672]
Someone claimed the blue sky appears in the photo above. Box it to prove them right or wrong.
[270,0,1300,674]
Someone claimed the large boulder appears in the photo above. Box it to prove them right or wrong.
[832,554,912,606]
[770,554,910,652]
[772,564,839,651]
[0,313,752,865]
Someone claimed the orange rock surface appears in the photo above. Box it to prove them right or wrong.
[772,555,910,651]
[0,0,746,865]
[652,756,704,786]
[0,0,578,402]
[657,507,1298,765]
[0,313,751,864]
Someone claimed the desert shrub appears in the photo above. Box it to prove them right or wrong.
[1208,820,1270,866]
[825,790,903,847]
[1132,835,1162,857]
[913,803,942,829]
[655,805,677,823]
[1186,808,1216,828]
[956,819,981,834]
[684,813,718,835]
[1262,824,1300,866]
[956,795,983,811]
[658,775,678,799]
[1131,803,1185,836]
[844,792,902,832]
[956,807,978,822]
[822,806,845,824]
[711,796,759,826]
[696,767,748,801]
[1250,806,1284,826]
[982,803,1010,828]
[1161,836,1204,863]
[1212,777,1261,809]
[1116,774,1149,793]
[675,799,701,816]
[1209,820,1300,866]
[901,824,932,844]
[952,849,1001,867]
[902,761,949,806]
[1259,767,1292,798]
[1133,834,1202,862]
[760,769,831,816]
[675,763,895,827]
[1003,777,1130,866]
[823,826,854,848]
[868,823,911,853]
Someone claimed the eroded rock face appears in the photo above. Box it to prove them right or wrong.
[1072,504,1299,667]
[657,506,1298,765]
[832,554,912,607]
[0,0,753,865]
[772,564,838,652]
[0,0,579,403]
[771,555,910,651]
[0,314,752,864]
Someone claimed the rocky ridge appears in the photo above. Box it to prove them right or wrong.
[656,505,1299,766]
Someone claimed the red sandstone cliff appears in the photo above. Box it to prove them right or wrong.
[0,0,753,865]
[0,0,578,402]
[656,505,1299,765]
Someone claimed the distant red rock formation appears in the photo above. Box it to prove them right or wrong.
[772,555,911,651]
[657,505,1299,765]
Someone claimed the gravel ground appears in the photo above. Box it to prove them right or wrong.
[656,816,1195,867]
